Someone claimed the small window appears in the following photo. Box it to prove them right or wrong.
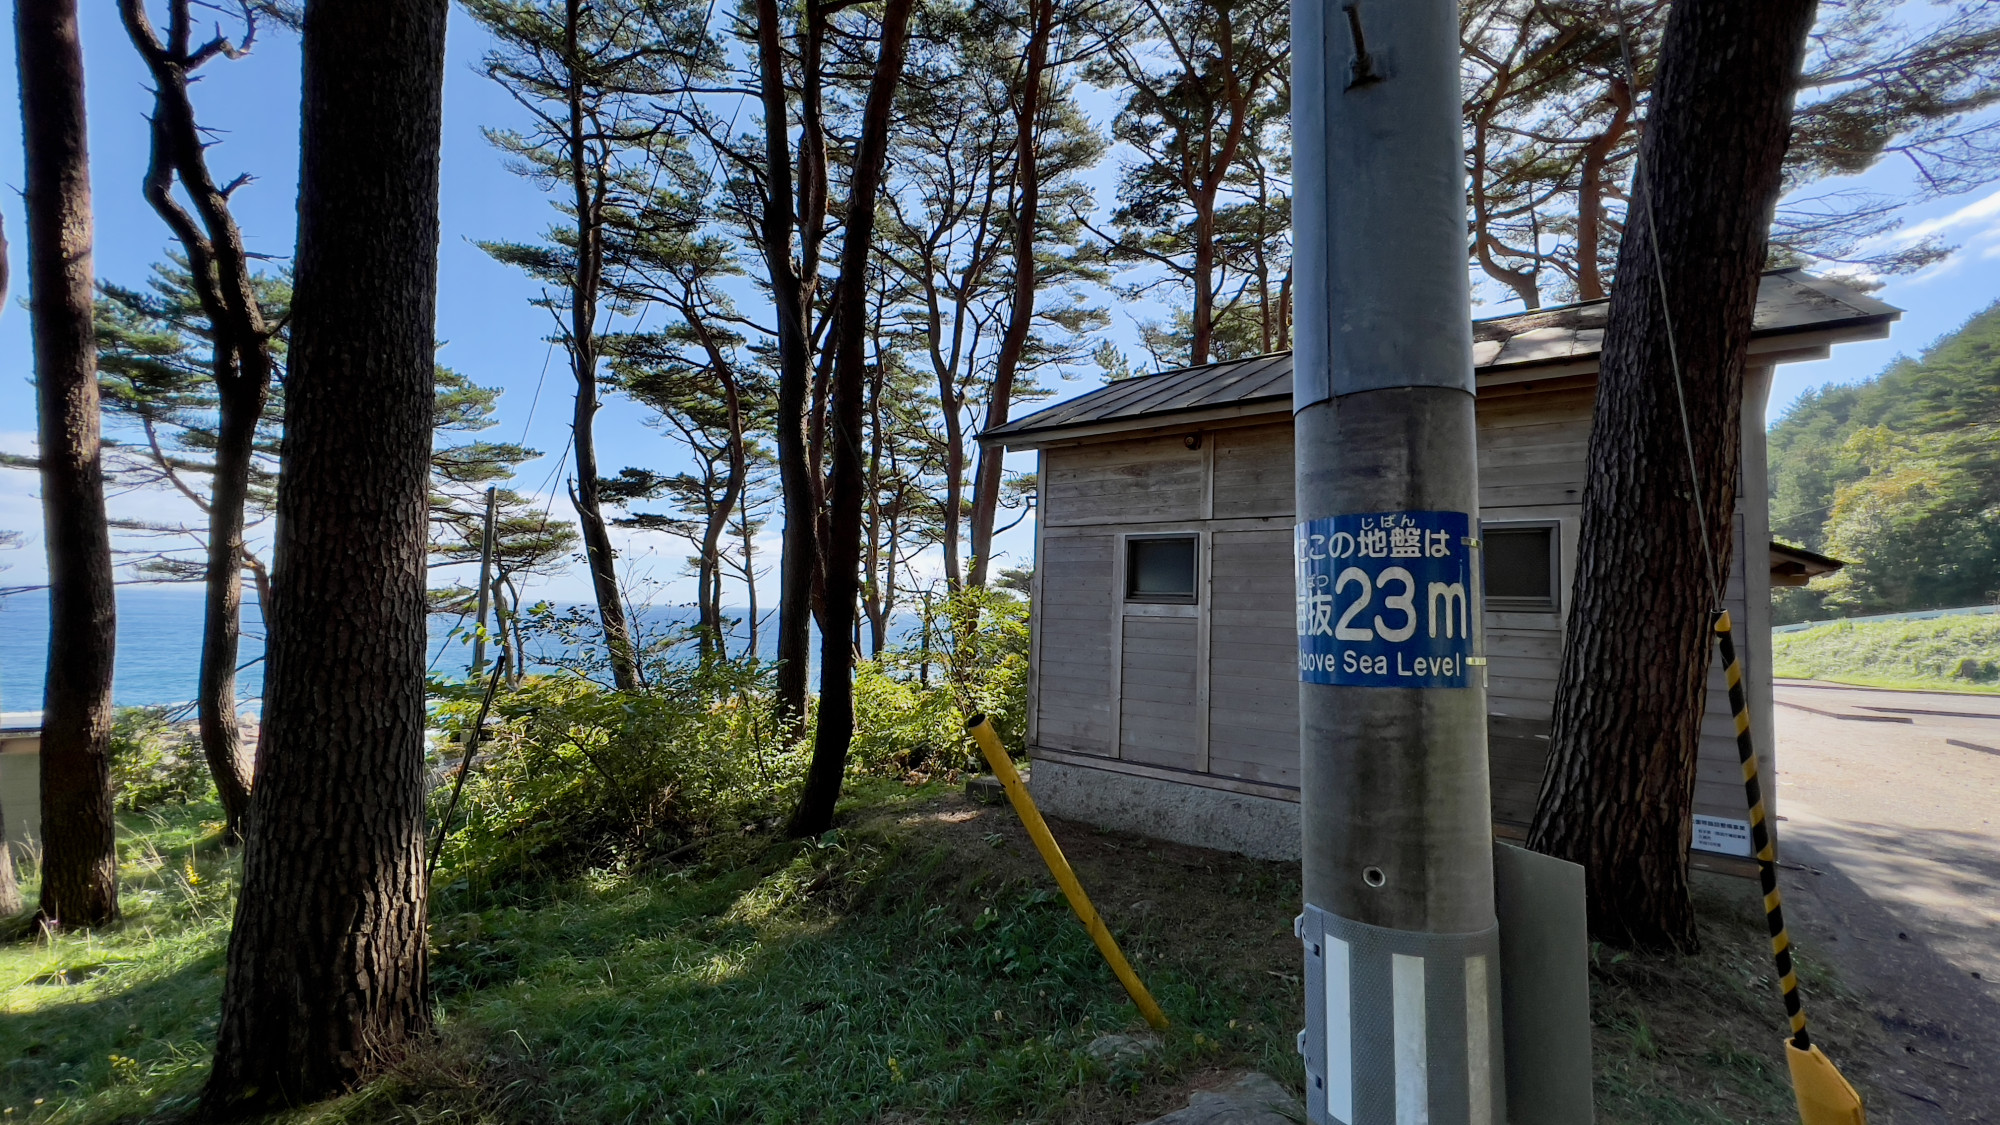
[1483,522,1559,611]
[1126,535,1198,603]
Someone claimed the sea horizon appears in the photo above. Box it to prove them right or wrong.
[0,584,894,713]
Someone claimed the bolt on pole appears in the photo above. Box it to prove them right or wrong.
[1291,1,1503,1122]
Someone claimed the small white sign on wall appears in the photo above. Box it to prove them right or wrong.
[1693,815,1753,857]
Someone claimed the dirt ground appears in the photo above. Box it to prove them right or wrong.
[1772,681,2000,1124]
[888,784,1885,1124]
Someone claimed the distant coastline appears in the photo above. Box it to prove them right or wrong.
[0,585,831,711]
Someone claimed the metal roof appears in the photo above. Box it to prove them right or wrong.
[985,270,1899,445]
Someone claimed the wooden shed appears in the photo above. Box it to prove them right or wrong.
[1,711,41,851]
[982,270,1897,863]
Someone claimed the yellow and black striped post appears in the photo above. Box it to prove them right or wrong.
[1714,608,1807,1046]
[1712,609,1866,1125]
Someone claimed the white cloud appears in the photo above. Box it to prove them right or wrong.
[1895,187,2000,246]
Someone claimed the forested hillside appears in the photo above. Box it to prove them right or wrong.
[1768,302,2000,622]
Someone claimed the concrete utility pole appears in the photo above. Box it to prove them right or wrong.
[1292,1,1502,1123]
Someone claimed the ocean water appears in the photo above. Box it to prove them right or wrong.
[0,585,815,712]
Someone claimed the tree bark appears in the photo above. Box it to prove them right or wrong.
[788,0,916,838]
[0,213,17,918]
[968,0,1053,589]
[203,0,446,1108]
[1527,0,1816,951]
[562,0,640,692]
[196,388,262,841]
[757,0,823,737]
[1574,82,1634,302]
[22,0,120,931]
[120,0,275,841]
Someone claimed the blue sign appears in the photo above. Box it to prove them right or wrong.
[1295,510,1477,688]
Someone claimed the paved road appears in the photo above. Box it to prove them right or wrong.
[1773,681,2000,1123]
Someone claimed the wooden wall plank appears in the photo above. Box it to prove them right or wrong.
[1044,437,1205,526]
[1035,534,1116,756]
[1212,423,1295,517]
[1205,527,1301,784]
[1121,615,1199,769]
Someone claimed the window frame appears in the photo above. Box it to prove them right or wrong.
[1480,519,1562,613]
[1123,532,1201,605]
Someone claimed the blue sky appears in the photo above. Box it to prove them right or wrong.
[2,6,1998,609]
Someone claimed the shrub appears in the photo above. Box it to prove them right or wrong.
[109,706,213,812]
[851,584,1031,775]
[428,659,804,887]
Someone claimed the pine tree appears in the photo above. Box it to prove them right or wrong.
[1463,0,2000,307]
[21,0,121,930]
[1529,0,1818,950]
[467,0,722,691]
[203,0,447,1104]
[1084,0,1289,368]
[116,0,287,843]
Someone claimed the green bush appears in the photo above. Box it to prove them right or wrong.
[428,660,804,886]
[109,706,214,812]
[428,585,1030,887]
[852,585,1031,775]
[850,664,970,775]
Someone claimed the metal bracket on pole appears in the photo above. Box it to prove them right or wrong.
[1298,905,1504,1125]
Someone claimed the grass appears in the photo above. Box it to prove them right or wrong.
[0,801,236,1123]
[1771,613,2000,693]
[1588,874,1886,1125]
[3,781,1894,1125]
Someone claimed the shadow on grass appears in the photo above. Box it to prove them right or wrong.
[0,949,222,1120]
[0,801,236,1121]
[345,792,1307,1125]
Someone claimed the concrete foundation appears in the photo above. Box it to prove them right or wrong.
[1028,757,1302,861]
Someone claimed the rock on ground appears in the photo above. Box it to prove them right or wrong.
[1138,1072,1303,1125]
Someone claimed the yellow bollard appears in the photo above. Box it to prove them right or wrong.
[964,714,1169,1030]
[1788,1041,1867,1125]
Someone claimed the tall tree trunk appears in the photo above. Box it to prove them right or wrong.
[1527,0,1816,951]
[788,0,916,838]
[936,370,964,589]
[1574,83,1634,302]
[757,0,820,736]
[573,378,640,687]
[740,510,759,662]
[563,0,639,692]
[203,0,446,1107]
[197,391,261,839]
[696,338,746,664]
[22,0,120,930]
[0,211,15,919]
[1189,207,1216,366]
[968,0,1053,588]
[120,0,280,841]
